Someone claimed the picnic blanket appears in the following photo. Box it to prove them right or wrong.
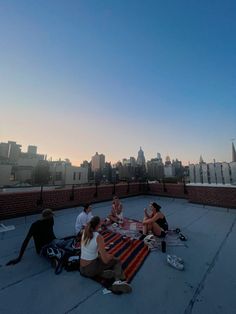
[100,229,149,283]
[106,218,187,247]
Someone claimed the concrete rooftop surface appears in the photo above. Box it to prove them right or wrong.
[1,196,236,314]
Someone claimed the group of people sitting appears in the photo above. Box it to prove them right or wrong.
[6,196,168,294]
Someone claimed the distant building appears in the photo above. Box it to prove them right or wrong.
[172,159,184,178]
[91,152,105,172]
[130,157,136,167]
[156,153,162,163]
[0,143,9,160]
[232,142,236,162]
[0,164,13,186]
[49,160,88,185]
[189,161,236,185]
[199,155,205,164]
[122,157,136,167]
[27,145,37,155]
[137,147,146,166]
[0,141,21,162]
[165,156,171,166]
[164,164,175,177]
[147,158,164,180]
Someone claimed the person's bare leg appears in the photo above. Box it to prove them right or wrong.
[152,222,163,236]
[147,223,153,233]
[142,217,149,234]
[108,214,118,223]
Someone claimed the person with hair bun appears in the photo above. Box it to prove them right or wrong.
[141,202,168,239]
[80,216,132,293]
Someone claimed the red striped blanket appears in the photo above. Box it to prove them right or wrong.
[100,229,149,283]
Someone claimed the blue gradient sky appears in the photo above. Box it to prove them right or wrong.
[0,0,235,165]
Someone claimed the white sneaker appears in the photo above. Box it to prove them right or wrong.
[111,280,132,293]
[167,254,184,270]
[68,256,80,262]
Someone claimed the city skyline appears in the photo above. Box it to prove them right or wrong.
[0,139,235,167]
[1,1,235,166]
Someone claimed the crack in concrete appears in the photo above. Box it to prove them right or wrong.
[184,209,210,229]
[64,288,101,314]
[0,267,50,291]
[183,215,236,314]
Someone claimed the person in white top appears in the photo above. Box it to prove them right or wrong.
[75,204,93,236]
[80,216,132,294]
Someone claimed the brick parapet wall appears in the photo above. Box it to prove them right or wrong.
[0,183,144,220]
[148,183,187,199]
[187,185,236,209]
[1,183,235,220]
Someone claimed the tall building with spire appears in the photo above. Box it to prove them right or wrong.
[232,142,236,162]
[136,147,146,166]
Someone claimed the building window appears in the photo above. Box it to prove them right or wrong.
[78,172,81,180]
[73,172,76,180]
[55,172,62,181]
[10,173,16,181]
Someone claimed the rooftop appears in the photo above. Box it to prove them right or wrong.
[1,195,236,314]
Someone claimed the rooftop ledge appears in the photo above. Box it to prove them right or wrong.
[0,182,236,222]
[187,183,236,188]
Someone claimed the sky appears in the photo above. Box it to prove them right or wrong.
[0,0,235,166]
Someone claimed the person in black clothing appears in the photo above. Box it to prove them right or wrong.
[6,209,56,265]
[142,202,168,238]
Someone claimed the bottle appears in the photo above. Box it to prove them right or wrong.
[161,240,166,253]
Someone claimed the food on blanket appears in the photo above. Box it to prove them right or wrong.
[105,218,110,224]
[118,219,124,226]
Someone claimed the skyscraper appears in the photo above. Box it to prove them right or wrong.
[232,142,236,162]
[0,141,21,161]
[91,152,105,172]
[137,147,146,166]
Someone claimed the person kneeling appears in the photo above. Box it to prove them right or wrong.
[80,216,132,293]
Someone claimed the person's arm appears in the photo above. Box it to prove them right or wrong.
[97,235,114,264]
[117,203,123,215]
[144,208,151,218]
[111,205,116,217]
[143,213,159,224]
[6,226,33,265]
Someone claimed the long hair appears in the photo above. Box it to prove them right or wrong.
[151,202,161,212]
[82,216,100,246]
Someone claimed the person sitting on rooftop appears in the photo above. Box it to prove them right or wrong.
[80,216,132,293]
[141,202,168,239]
[107,196,123,223]
[75,203,93,236]
[6,209,56,265]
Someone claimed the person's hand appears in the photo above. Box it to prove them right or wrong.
[6,257,21,266]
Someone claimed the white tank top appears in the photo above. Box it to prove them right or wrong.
[81,232,99,260]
